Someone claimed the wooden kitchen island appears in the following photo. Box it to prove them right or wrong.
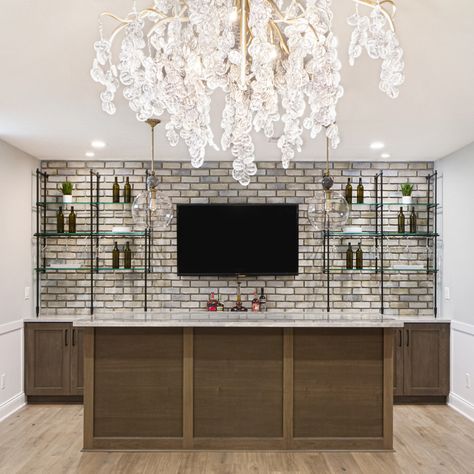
[74,312,403,451]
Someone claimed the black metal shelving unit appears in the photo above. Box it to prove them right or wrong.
[34,168,151,316]
[323,171,439,316]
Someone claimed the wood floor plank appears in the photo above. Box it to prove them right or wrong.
[0,404,473,474]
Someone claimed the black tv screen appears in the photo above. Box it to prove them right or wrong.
[177,204,299,276]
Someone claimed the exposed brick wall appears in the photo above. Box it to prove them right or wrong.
[38,160,436,316]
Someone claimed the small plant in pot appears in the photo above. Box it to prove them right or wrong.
[401,182,414,204]
[59,179,74,203]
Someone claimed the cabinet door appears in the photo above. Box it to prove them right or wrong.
[25,323,71,396]
[70,327,84,395]
[403,323,450,396]
[393,328,404,396]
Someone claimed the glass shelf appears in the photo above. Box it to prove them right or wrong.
[36,267,145,272]
[328,267,438,273]
[36,201,132,206]
[328,231,438,238]
[348,202,437,208]
[35,231,145,237]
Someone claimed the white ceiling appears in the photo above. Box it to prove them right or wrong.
[0,0,473,163]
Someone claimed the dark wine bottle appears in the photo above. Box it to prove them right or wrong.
[259,287,267,312]
[346,242,354,270]
[409,207,417,234]
[56,206,64,233]
[124,177,132,204]
[67,206,76,233]
[357,177,364,204]
[112,177,120,203]
[345,178,353,205]
[124,241,132,269]
[356,242,363,270]
[398,207,405,234]
[112,241,120,269]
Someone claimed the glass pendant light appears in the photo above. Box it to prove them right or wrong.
[132,119,173,230]
[307,135,350,232]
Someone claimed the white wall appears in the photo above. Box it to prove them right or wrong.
[436,141,474,421]
[0,139,38,421]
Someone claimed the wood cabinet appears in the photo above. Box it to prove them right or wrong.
[25,323,84,400]
[393,323,450,402]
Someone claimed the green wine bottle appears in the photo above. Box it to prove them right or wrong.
[345,178,353,204]
[56,206,64,233]
[124,241,132,269]
[356,242,363,270]
[124,177,132,204]
[112,241,120,269]
[68,206,76,233]
[112,177,120,203]
[357,177,364,204]
[409,207,417,233]
[398,207,405,234]
[346,242,354,270]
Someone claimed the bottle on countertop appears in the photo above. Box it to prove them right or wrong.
[112,177,120,203]
[231,282,247,312]
[398,207,406,234]
[124,177,132,204]
[112,241,120,269]
[124,241,132,269]
[356,242,363,270]
[217,294,225,312]
[409,207,417,234]
[68,206,76,233]
[345,178,353,205]
[56,206,64,233]
[259,287,267,312]
[251,290,261,312]
[346,242,354,270]
[207,292,218,311]
[356,177,364,204]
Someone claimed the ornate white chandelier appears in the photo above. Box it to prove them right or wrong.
[91,0,403,185]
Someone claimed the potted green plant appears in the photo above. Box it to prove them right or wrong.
[401,182,414,204]
[59,179,74,203]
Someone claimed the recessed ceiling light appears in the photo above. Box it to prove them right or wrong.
[370,141,385,150]
[91,140,106,149]
[85,151,95,157]
[381,153,390,159]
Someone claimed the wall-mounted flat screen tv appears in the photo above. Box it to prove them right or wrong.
[177,204,299,276]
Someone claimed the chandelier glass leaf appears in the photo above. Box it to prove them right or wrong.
[347,0,405,98]
[91,0,344,185]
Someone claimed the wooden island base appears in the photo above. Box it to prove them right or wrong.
[83,327,394,451]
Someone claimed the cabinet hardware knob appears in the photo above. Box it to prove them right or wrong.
[65,329,68,347]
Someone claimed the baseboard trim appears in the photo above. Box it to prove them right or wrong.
[0,392,26,423]
[448,392,474,422]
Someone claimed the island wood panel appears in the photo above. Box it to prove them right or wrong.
[92,327,184,439]
[193,328,284,441]
[293,328,385,443]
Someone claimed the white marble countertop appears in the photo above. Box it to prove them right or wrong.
[71,311,405,328]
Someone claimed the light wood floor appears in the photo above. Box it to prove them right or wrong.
[0,404,473,474]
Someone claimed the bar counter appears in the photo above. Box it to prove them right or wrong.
[76,311,401,451]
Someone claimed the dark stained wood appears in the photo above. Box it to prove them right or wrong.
[93,327,184,438]
[193,328,284,439]
[70,327,84,395]
[393,328,404,396]
[383,329,394,450]
[293,328,384,439]
[403,323,450,397]
[25,323,70,396]
[83,328,94,450]
[283,328,294,449]
[183,328,193,449]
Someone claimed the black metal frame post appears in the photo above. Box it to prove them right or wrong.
[35,169,48,317]
[144,169,149,312]
[380,171,385,314]
[89,171,100,315]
